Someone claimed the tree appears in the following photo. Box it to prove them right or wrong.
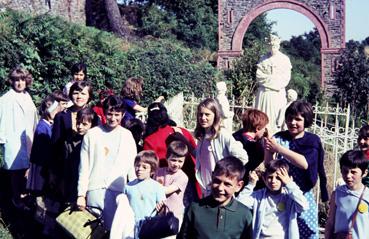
[333,40,369,121]
[105,0,131,37]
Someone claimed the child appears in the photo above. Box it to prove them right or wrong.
[52,90,69,111]
[233,109,269,189]
[63,62,87,98]
[325,150,369,239]
[77,95,137,230]
[237,160,309,239]
[178,156,252,239]
[62,107,98,204]
[92,89,114,124]
[263,100,328,239]
[357,125,369,187]
[112,150,165,238]
[0,66,38,210]
[155,140,189,227]
[120,77,164,125]
[27,94,62,195]
[194,98,248,195]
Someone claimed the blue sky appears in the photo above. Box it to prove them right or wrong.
[266,0,369,41]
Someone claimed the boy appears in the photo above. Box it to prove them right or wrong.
[237,160,308,239]
[233,109,268,189]
[325,150,369,239]
[178,156,252,239]
[155,140,189,227]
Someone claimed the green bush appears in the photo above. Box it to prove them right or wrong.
[0,9,217,105]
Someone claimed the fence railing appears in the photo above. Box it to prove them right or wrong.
[182,95,360,190]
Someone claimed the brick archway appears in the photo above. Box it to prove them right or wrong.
[218,0,345,91]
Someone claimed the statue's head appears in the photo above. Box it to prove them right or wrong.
[269,34,281,54]
[216,81,227,94]
[287,89,298,102]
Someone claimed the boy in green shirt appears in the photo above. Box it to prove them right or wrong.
[179,156,252,239]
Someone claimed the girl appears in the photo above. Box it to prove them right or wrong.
[120,77,163,125]
[325,150,369,239]
[77,95,137,230]
[27,94,62,195]
[194,98,248,196]
[111,150,165,238]
[51,81,93,197]
[63,62,87,97]
[0,66,38,210]
[264,100,328,239]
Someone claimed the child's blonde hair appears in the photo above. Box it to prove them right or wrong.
[134,150,159,176]
[194,98,222,140]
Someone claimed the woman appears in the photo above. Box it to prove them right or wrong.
[0,66,38,209]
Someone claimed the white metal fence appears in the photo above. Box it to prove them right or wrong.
[182,95,360,189]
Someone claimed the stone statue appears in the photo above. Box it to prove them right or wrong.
[254,34,292,134]
[276,89,298,131]
[216,81,234,132]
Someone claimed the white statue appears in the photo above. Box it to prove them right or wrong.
[216,81,234,132]
[254,34,292,134]
[276,89,298,131]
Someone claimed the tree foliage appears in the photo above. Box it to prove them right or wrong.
[0,9,217,105]
[333,40,369,121]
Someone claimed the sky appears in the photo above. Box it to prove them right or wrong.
[266,0,369,42]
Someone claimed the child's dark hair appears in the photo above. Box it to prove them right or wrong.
[134,150,159,176]
[71,62,87,76]
[263,160,289,178]
[340,150,369,173]
[124,118,145,145]
[144,102,176,138]
[358,125,369,143]
[8,66,33,87]
[242,109,269,132]
[52,90,69,102]
[39,94,56,119]
[103,95,126,114]
[166,140,188,159]
[77,107,99,127]
[69,81,93,102]
[213,156,245,181]
[285,100,313,128]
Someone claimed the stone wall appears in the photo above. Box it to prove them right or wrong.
[0,0,86,23]
[218,0,345,92]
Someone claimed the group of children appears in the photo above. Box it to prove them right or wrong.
[1,64,369,239]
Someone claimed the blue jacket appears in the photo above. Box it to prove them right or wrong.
[237,181,309,239]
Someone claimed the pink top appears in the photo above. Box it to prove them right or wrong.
[156,168,188,219]
[198,139,216,194]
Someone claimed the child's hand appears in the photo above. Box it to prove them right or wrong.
[76,196,86,210]
[276,167,291,185]
[155,96,165,103]
[264,137,281,154]
[248,171,259,185]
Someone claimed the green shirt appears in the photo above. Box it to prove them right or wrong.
[178,196,252,239]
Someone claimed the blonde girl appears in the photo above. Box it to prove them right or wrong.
[194,98,248,196]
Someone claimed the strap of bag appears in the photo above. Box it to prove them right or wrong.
[349,186,366,232]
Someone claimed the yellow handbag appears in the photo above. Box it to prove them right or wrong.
[56,206,107,239]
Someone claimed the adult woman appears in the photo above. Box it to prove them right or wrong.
[0,66,38,209]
